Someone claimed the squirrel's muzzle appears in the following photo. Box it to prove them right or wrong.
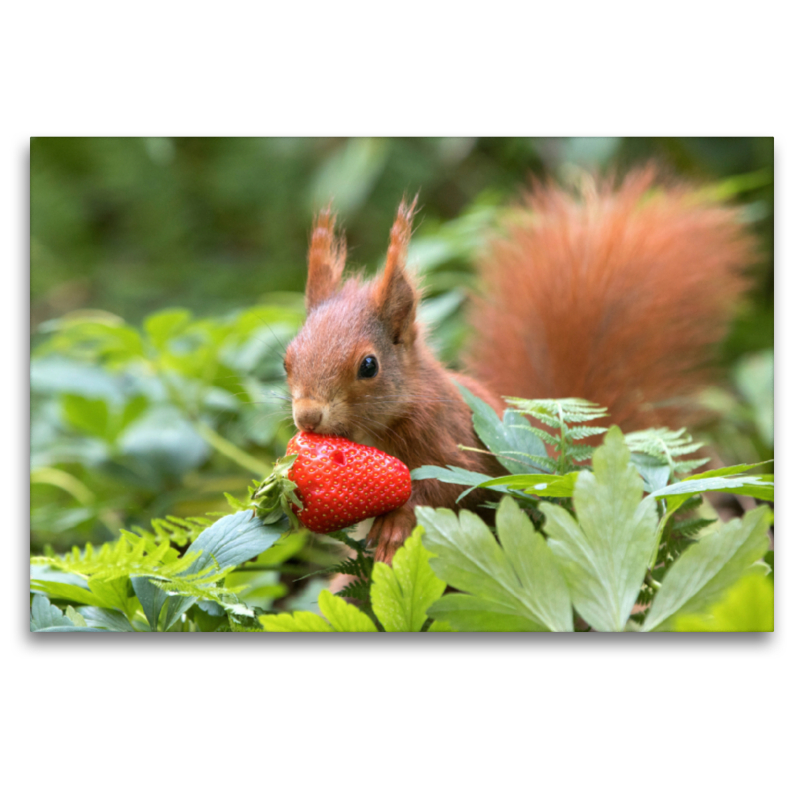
[293,399,324,433]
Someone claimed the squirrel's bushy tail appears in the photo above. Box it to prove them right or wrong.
[465,168,755,431]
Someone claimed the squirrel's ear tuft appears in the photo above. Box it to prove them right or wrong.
[373,196,419,344]
[306,208,346,312]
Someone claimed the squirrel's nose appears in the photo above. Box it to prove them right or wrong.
[294,401,324,433]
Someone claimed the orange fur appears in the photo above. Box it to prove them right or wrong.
[465,168,754,431]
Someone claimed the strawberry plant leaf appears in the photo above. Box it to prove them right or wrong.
[260,610,335,632]
[77,607,137,632]
[30,595,105,632]
[370,527,446,632]
[420,496,573,632]
[542,427,659,632]
[260,590,377,632]
[642,505,771,631]
[317,590,378,632]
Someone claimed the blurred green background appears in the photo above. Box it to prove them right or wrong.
[30,137,774,597]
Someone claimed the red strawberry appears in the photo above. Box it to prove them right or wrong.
[284,432,412,533]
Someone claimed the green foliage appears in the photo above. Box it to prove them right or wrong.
[414,427,772,634]
[455,384,549,474]
[642,506,771,631]
[30,595,104,632]
[505,397,609,473]
[540,427,659,631]
[371,529,447,632]
[625,428,709,478]
[672,572,774,632]
[421,497,573,632]
[260,529,446,632]
[31,509,292,632]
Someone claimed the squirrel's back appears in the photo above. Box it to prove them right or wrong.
[465,168,755,432]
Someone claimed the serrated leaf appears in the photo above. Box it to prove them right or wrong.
[260,611,334,632]
[642,506,771,631]
[64,606,87,627]
[420,496,573,632]
[259,590,377,632]
[30,595,105,632]
[543,427,659,632]
[318,590,378,632]
[370,528,446,632]
[77,607,136,631]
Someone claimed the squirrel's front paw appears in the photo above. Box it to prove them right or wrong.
[367,505,416,564]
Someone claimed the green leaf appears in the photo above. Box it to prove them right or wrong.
[651,473,774,514]
[30,595,105,632]
[31,580,117,609]
[61,394,109,439]
[477,472,579,498]
[370,528,446,632]
[673,572,773,632]
[642,506,771,631]
[144,308,192,350]
[118,395,148,434]
[64,606,87,627]
[77,607,137,632]
[30,594,72,630]
[543,427,659,632]
[131,576,168,631]
[260,611,334,632]
[318,591,378,632]
[259,590,378,632]
[410,465,495,487]
[182,511,287,575]
[455,383,548,474]
[420,496,573,632]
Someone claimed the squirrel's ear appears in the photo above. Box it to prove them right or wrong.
[305,208,346,312]
[374,196,419,345]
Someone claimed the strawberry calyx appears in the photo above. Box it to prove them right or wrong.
[250,453,304,527]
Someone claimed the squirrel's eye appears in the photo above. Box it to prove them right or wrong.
[358,355,379,379]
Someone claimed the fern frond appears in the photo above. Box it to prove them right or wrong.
[507,398,609,424]
[508,424,560,448]
[625,427,707,478]
[564,444,594,461]
[672,458,711,474]
[336,579,372,604]
[567,425,610,441]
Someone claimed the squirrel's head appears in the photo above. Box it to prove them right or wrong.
[283,199,421,446]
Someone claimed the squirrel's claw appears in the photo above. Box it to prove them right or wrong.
[368,505,416,565]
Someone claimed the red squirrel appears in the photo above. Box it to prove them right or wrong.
[283,168,754,562]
